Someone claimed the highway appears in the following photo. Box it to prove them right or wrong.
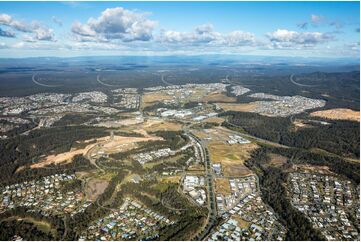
[161,74,174,86]
[32,73,62,87]
[187,132,218,241]
[96,74,120,87]
[290,74,318,87]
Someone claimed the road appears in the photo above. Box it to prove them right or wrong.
[84,131,116,172]
[187,132,218,241]
[161,74,174,86]
[32,73,62,87]
[96,74,120,87]
[290,74,318,87]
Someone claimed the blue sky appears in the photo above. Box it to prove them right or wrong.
[0,1,359,58]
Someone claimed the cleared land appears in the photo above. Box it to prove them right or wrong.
[27,134,163,169]
[208,141,258,176]
[142,92,173,107]
[201,92,236,103]
[142,119,183,132]
[216,102,258,112]
[201,116,225,124]
[292,119,313,131]
[215,178,232,196]
[310,108,360,122]
[267,153,288,167]
[85,179,109,201]
[95,117,144,128]
[233,215,251,228]
[160,176,181,184]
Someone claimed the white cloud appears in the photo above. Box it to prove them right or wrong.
[0,13,30,32]
[225,31,256,46]
[158,24,255,47]
[71,7,157,42]
[0,13,55,41]
[266,29,333,48]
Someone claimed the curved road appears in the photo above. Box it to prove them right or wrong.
[32,73,62,87]
[96,74,121,87]
[161,74,174,86]
[290,74,318,87]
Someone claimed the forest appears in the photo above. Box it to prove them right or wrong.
[0,126,108,184]
[222,111,360,159]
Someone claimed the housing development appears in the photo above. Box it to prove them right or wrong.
[0,2,359,240]
[0,68,359,241]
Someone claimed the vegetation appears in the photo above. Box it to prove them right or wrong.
[0,126,106,185]
[222,111,360,158]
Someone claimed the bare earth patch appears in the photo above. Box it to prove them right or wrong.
[95,117,144,128]
[268,153,288,167]
[310,108,360,122]
[27,134,163,169]
[292,119,313,131]
[216,102,258,112]
[85,179,109,201]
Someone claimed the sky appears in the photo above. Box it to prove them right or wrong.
[0,1,359,58]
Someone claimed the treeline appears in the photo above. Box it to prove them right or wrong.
[223,111,360,158]
[0,207,65,240]
[0,126,107,184]
[153,131,189,150]
[0,118,37,138]
[2,155,95,186]
[52,114,96,126]
[261,145,360,184]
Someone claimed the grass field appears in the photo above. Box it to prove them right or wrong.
[201,116,226,124]
[233,215,251,228]
[216,102,258,112]
[208,141,258,176]
[142,119,183,132]
[201,92,237,103]
[310,108,360,122]
[215,178,232,196]
[142,91,173,108]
